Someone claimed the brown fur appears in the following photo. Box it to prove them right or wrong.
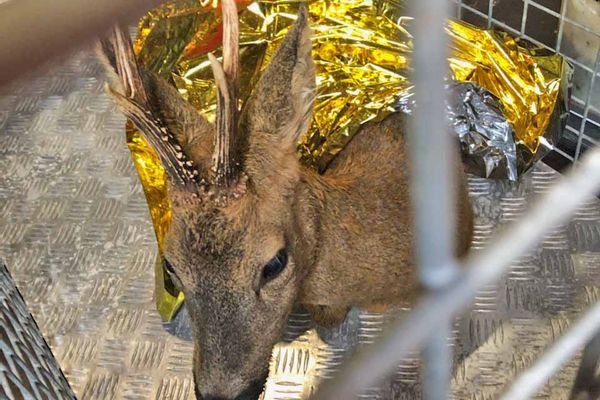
[101,6,473,400]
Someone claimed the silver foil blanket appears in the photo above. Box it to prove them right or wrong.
[398,81,519,181]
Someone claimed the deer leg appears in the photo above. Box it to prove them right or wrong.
[305,304,349,328]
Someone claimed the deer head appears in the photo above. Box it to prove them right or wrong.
[99,2,316,399]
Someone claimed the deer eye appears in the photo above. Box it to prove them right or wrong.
[261,248,288,284]
[163,259,183,292]
[164,259,177,275]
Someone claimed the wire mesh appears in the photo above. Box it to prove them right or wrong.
[454,0,600,168]
[316,1,600,398]
[1,1,599,399]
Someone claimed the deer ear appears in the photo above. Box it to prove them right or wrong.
[240,4,315,147]
[239,5,315,192]
[97,31,214,180]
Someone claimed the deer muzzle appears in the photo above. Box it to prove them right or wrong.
[187,290,276,400]
[194,375,267,400]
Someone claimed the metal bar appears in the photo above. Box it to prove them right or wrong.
[408,0,455,293]
[551,146,576,163]
[500,300,600,400]
[486,0,494,29]
[408,0,455,396]
[422,321,453,400]
[567,108,600,149]
[314,145,600,400]
[528,0,600,41]
[525,0,600,39]
[0,261,77,399]
[456,0,463,20]
[526,0,564,19]
[582,135,600,147]
[452,0,600,62]
[555,0,569,53]
[570,331,600,399]
[0,0,163,88]
[452,0,600,75]
[575,51,600,160]
[520,0,530,36]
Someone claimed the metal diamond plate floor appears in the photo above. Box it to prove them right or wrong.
[1,48,599,400]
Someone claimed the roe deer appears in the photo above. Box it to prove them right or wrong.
[98,2,473,399]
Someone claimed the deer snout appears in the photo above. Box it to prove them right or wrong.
[193,339,269,400]
[194,374,267,400]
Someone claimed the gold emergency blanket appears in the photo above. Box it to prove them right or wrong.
[125,0,571,320]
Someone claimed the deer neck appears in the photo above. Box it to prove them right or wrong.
[293,167,416,309]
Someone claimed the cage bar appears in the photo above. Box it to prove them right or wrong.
[570,331,600,399]
[407,0,456,295]
[407,0,455,398]
[0,0,162,87]
[315,144,600,398]
[2,1,600,399]
[500,300,600,400]
[575,51,600,159]
[452,0,600,75]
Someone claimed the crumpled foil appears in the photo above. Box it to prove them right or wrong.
[449,82,519,181]
[445,21,572,179]
[125,123,184,320]
[125,0,572,320]
[398,81,519,181]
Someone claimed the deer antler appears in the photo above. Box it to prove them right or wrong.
[100,26,199,186]
[208,0,240,188]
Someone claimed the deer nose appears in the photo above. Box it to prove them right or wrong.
[195,377,266,400]
[196,393,260,400]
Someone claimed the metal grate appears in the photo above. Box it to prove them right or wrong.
[1,1,600,399]
[0,261,76,400]
[453,0,600,170]
[317,0,600,399]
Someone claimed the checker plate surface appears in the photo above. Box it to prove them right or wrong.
[0,48,599,400]
[0,262,76,400]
